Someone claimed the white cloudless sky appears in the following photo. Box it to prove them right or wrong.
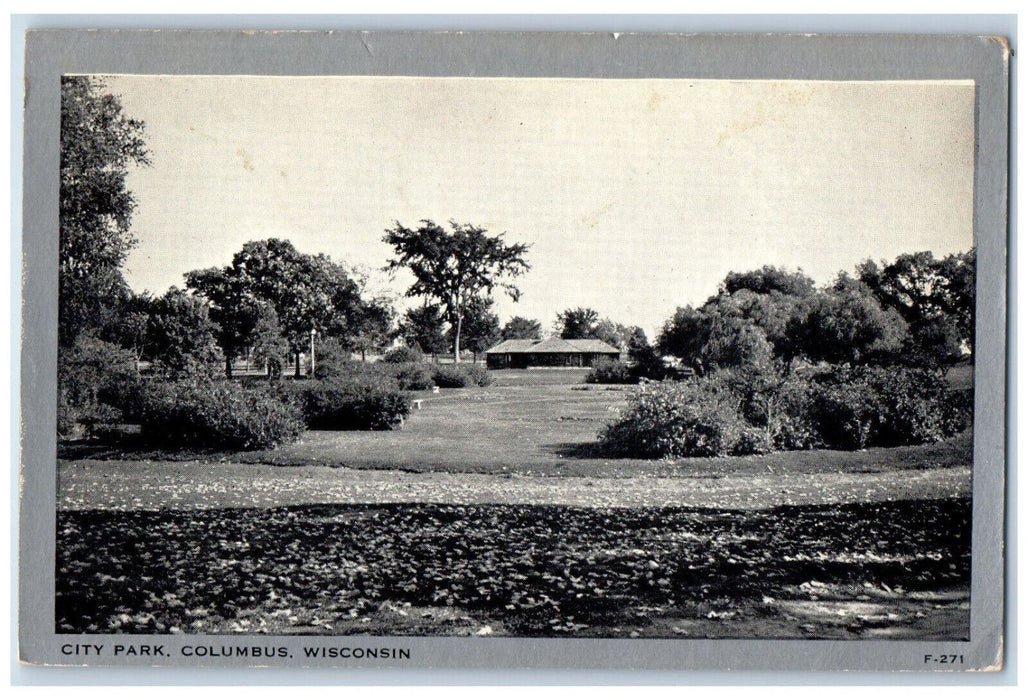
[103,75,975,337]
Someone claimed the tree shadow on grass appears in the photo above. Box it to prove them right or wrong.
[57,430,232,462]
[544,441,608,459]
[55,499,971,638]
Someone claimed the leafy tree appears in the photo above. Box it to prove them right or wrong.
[857,248,976,361]
[192,238,363,377]
[185,267,269,378]
[101,289,153,372]
[59,76,150,348]
[594,319,638,351]
[345,297,396,361]
[903,315,964,370]
[788,276,908,366]
[146,288,221,378]
[398,303,449,357]
[700,317,775,371]
[555,307,600,339]
[248,302,289,378]
[656,305,712,371]
[658,268,818,372]
[501,316,543,340]
[57,334,140,438]
[722,266,816,298]
[935,249,976,353]
[626,327,668,380]
[384,220,530,362]
[626,327,651,361]
[342,264,399,360]
[704,289,806,359]
[448,296,501,362]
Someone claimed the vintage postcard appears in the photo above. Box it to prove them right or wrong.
[19,30,1009,672]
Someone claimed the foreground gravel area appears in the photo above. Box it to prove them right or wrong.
[58,460,971,512]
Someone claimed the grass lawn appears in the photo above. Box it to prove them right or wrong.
[61,368,974,478]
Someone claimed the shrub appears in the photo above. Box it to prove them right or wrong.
[313,357,378,382]
[711,367,822,451]
[941,387,974,435]
[392,363,435,391]
[599,381,764,458]
[311,337,354,379]
[863,366,956,446]
[381,346,423,364]
[586,359,638,385]
[57,396,80,439]
[431,365,469,388]
[808,373,878,449]
[283,375,411,431]
[807,365,963,449]
[598,363,967,459]
[462,364,493,387]
[140,377,304,450]
[58,335,140,439]
[430,363,493,388]
[769,373,821,450]
[732,425,774,456]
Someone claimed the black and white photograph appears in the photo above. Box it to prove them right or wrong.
[18,29,1009,672]
[52,72,978,637]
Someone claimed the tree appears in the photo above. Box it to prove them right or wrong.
[858,249,976,361]
[501,316,543,340]
[341,265,397,361]
[555,307,600,339]
[700,317,775,371]
[192,238,364,377]
[935,249,976,354]
[248,303,289,378]
[722,266,816,298]
[788,277,908,366]
[656,305,711,370]
[657,267,818,372]
[57,335,139,438]
[101,289,153,373]
[146,288,221,378]
[398,303,449,357]
[384,220,530,362]
[626,327,667,380]
[346,298,396,361]
[448,296,501,362]
[185,267,268,378]
[59,76,150,348]
[593,319,636,350]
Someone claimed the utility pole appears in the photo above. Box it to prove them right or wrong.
[309,328,317,377]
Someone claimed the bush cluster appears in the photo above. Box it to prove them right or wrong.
[381,346,424,364]
[585,359,638,385]
[430,364,493,388]
[58,335,143,439]
[137,367,414,450]
[281,375,411,431]
[311,338,359,380]
[600,381,768,458]
[139,377,304,450]
[808,366,962,449]
[600,364,971,459]
[391,363,435,391]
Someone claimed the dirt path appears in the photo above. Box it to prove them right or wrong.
[58,460,971,511]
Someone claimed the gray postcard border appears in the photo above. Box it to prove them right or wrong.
[18,29,1010,675]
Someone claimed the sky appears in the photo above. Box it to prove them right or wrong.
[102,75,975,337]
